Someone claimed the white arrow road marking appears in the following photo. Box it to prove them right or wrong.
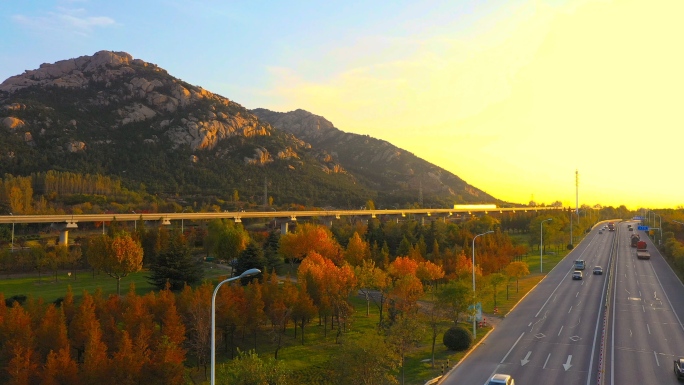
[563,355,573,371]
[501,332,525,364]
[521,351,531,366]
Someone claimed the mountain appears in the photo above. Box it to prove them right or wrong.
[0,50,500,210]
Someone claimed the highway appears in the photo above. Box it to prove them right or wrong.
[443,221,684,385]
[605,222,684,384]
[442,224,614,385]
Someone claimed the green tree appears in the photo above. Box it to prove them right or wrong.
[329,332,399,385]
[218,349,290,385]
[146,231,203,290]
[205,219,250,263]
[437,280,473,325]
[262,230,282,273]
[489,273,507,308]
[387,314,425,385]
[235,241,266,280]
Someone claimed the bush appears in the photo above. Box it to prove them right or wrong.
[443,325,472,351]
[5,294,27,307]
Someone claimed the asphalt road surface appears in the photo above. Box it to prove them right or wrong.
[443,221,684,385]
[605,222,684,384]
[442,223,613,385]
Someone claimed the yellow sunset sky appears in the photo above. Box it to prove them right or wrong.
[4,0,682,210]
[262,0,684,210]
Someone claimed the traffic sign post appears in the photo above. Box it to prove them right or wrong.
[637,225,649,231]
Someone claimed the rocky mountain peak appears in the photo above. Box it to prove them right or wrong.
[0,50,271,152]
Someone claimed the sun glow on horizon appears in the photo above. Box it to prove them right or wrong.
[260,0,684,210]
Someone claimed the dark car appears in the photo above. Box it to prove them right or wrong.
[675,358,684,380]
[593,266,603,275]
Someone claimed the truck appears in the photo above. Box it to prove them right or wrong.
[608,222,615,231]
[630,234,640,248]
[636,240,650,259]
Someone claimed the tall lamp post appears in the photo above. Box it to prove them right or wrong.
[472,230,494,338]
[211,268,261,385]
[540,218,553,273]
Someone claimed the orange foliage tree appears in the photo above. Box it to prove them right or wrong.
[86,233,144,295]
[280,224,342,270]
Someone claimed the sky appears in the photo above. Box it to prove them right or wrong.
[1,0,682,210]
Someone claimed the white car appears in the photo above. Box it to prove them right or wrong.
[488,373,515,385]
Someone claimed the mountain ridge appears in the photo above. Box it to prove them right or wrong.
[0,50,502,210]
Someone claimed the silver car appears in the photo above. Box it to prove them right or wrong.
[488,373,515,385]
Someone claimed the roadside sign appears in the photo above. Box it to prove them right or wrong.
[638,225,649,231]
[633,216,644,220]
[468,303,483,322]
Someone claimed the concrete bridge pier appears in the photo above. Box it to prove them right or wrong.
[55,221,79,246]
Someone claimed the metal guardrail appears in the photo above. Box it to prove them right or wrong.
[597,222,620,385]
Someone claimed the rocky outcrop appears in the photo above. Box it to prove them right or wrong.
[66,141,86,152]
[244,148,273,165]
[1,117,25,130]
[252,108,336,141]
[165,114,269,151]
[0,51,135,92]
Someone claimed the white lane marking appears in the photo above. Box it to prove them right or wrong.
[650,262,684,332]
[639,290,642,297]
[563,355,573,371]
[654,351,660,366]
[576,291,580,298]
[568,306,573,314]
[543,353,551,369]
[558,326,563,336]
[643,305,645,312]
[521,351,531,366]
[536,244,595,318]
[647,324,651,334]
[553,294,558,303]
[528,322,532,327]
[501,332,525,364]
[624,288,631,295]
[581,280,585,286]
[629,329,632,337]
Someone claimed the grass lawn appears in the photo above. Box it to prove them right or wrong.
[0,263,230,303]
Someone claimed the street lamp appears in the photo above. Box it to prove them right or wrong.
[541,218,553,273]
[211,268,261,385]
[472,230,494,338]
[181,208,191,233]
[131,211,137,231]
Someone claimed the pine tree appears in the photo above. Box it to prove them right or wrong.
[146,232,203,290]
[263,230,282,273]
[236,241,266,280]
